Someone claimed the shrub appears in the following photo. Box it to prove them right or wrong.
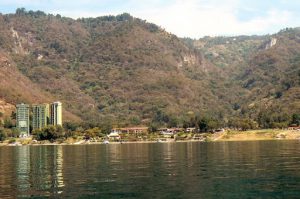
[0,129,6,141]
[3,118,13,128]
[8,138,16,144]
[84,127,101,139]
[32,125,65,141]
[12,128,20,137]
[148,123,159,133]
[291,114,300,126]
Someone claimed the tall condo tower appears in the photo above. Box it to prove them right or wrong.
[16,103,30,136]
[50,101,62,126]
[32,103,49,130]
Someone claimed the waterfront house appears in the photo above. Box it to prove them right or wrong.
[288,125,300,130]
[159,128,183,137]
[108,131,121,140]
[116,127,148,134]
[185,127,196,133]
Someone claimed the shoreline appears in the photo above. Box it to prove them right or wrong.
[0,129,299,146]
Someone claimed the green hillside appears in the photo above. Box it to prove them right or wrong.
[0,9,299,128]
[186,28,300,128]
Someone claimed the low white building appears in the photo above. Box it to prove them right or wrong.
[108,131,121,140]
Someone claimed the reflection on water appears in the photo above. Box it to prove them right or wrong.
[0,141,300,198]
[16,146,30,195]
[55,146,64,190]
[0,146,65,198]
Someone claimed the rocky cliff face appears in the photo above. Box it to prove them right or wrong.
[264,37,277,50]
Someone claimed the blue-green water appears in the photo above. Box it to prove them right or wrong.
[0,141,300,198]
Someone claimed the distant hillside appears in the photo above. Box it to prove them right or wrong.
[237,29,300,118]
[184,28,300,125]
[0,8,299,128]
[0,51,80,121]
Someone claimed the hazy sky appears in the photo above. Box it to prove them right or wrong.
[0,0,299,38]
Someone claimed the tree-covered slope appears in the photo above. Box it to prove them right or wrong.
[186,28,300,126]
[0,9,299,128]
[0,9,232,126]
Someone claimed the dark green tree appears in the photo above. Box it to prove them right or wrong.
[167,117,178,128]
[3,118,13,128]
[32,125,64,141]
[63,122,79,131]
[16,8,26,16]
[291,113,300,125]
[100,123,112,135]
[148,122,159,133]
[12,127,20,137]
[0,129,6,141]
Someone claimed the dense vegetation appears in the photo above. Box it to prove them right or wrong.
[0,9,299,130]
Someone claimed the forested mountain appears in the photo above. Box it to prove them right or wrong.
[185,28,300,127]
[0,9,299,128]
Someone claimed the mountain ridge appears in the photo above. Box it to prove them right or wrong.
[0,9,299,128]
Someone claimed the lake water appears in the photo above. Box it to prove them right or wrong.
[0,141,300,198]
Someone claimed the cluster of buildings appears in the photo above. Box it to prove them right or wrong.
[16,101,62,137]
[109,127,198,136]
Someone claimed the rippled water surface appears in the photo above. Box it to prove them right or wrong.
[0,141,300,198]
